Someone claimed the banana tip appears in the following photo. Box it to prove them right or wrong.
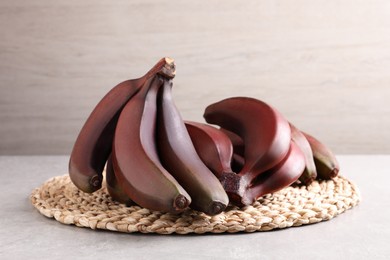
[301,176,315,186]
[159,57,176,79]
[90,175,102,188]
[330,168,339,178]
[207,201,226,216]
[173,194,190,210]
[164,57,174,64]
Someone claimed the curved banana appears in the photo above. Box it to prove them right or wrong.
[69,57,175,193]
[303,132,340,180]
[231,153,245,173]
[290,123,317,185]
[185,121,234,179]
[112,74,191,213]
[105,154,133,206]
[157,82,229,215]
[242,142,305,205]
[204,97,291,203]
[219,128,245,157]
[219,128,245,173]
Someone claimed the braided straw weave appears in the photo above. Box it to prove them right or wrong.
[31,174,360,234]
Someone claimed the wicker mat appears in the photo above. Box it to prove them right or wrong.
[30,174,360,234]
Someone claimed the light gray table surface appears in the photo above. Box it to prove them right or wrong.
[0,155,388,260]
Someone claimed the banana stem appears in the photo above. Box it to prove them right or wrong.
[219,172,247,206]
[220,163,289,206]
[145,57,176,80]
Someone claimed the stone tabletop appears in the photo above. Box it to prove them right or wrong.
[0,155,388,259]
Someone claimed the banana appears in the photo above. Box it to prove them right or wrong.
[112,73,191,213]
[156,82,229,215]
[185,121,234,179]
[69,57,175,193]
[204,97,291,205]
[220,128,245,157]
[218,129,245,174]
[105,154,133,206]
[303,132,340,180]
[231,153,245,173]
[290,123,317,185]
[242,141,305,205]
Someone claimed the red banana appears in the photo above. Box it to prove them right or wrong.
[231,153,245,173]
[204,97,291,205]
[112,74,191,213]
[105,154,133,206]
[290,123,317,185]
[242,142,306,205]
[69,57,175,193]
[157,82,229,215]
[303,132,340,179]
[220,128,245,157]
[185,121,234,179]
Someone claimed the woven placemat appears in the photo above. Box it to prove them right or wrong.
[30,174,360,234]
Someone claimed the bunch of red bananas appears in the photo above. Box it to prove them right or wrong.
[69,57,339,216]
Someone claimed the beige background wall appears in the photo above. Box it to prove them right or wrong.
[1,0,390,155]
